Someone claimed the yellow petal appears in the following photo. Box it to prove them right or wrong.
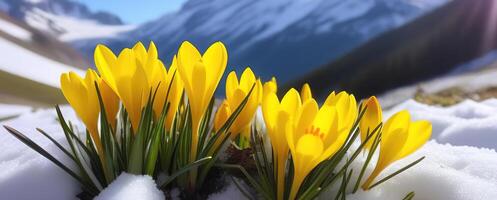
[94,44,118,92]
[281,89,301,115]
[359,96,383,150]
[214,100,231,132]
[300,83,312,102]
[225,71,239,100]
[396,120,432,160]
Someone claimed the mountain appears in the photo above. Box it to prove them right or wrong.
[0,12,86,106]
[74,0,448,84]
[0,0,135,42]
[286,0,497,100]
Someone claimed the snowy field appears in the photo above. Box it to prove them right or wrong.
[0,99,497,199]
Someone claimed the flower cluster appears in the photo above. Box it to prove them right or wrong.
[4,40,432,199]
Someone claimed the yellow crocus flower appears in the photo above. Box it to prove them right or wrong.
[60,69,102,153]
[94,42,163,132]
[262,89,301,200]
[362,110,432,190]
[97,77,120,131]
[225,67,262,139]
[287,97,348,200]
[176,41,227,161]
[300,83,312,102]
[359,96,382,151]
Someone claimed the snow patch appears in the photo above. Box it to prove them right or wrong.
[0,18,32,40]
[24,8,136,42]
[95,173,164,200]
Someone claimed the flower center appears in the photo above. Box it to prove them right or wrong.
[305,125,324,139]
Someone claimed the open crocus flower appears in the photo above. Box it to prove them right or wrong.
[177,41,227,161]
[287,96,348,200]
[60,69,102,153]
[362,110,432,190]
[225,67,262,140]
[94,42,163,132]
[359,96,382,151]
[262,88,301,200]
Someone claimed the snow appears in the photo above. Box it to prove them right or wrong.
[345,142,497,200]
[95,173,164,200]
[0,36,85,88]
[1,99,497,199]
[0,106,81,200]
[0,104,32,119]
[0,19,32,40]
[24,8,136,42]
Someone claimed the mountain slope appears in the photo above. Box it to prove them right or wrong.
[0,12,86,106]
[287,0,497,99]
[0,0,135,41]
[76,0,448,84]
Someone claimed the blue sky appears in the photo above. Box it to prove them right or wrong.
[75,0,187,24]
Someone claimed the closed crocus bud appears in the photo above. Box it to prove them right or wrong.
[359,96,382,151]
[214,100,231,133]
[362,110,432,190]
[262,88,301,200]
[177,41,227,161]
[60,69,102,154]
[225,67,262,140]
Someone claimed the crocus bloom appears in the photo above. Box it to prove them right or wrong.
[362,110,432,190]
[177,41,227,161]
[262,89,301,200]
[94,42,162,132]
[60,69,102,153]
[359,96,382,151]
[225,67,262,139]
[287,96,349,200]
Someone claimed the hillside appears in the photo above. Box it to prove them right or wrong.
[287,0,497,99]
[0,12,86,106]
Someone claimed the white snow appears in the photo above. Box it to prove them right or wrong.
[0,104,32,119]
[24,8,136,42]
[0,36,85,88]
[0,18,32,40]
[0,106,81,200]
[0,99,497,199]
[95,173,164,200]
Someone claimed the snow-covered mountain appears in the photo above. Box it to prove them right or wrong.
[77,0,449,84]
[0,0,136,41]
